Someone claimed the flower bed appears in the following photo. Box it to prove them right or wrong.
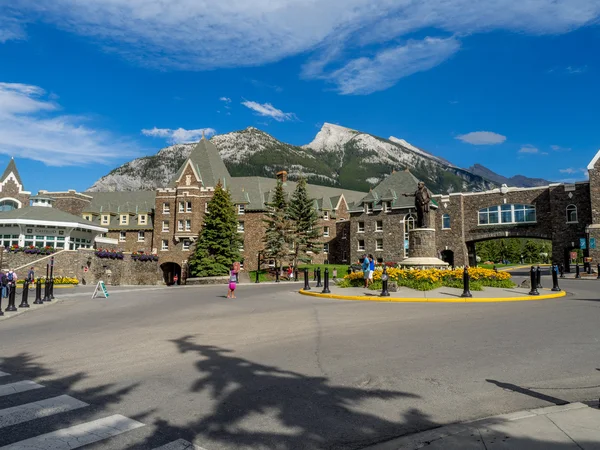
[131,251,158,262]
[339,267,514,291]
[17,276,79,285]
[94,248,124,259]
[7,245,56,255]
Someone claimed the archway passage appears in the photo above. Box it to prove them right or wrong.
[470,237,552,268]
[161,262,181,285]
[440,250,454,267]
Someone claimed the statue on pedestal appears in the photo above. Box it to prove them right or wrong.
[403,181,431,228]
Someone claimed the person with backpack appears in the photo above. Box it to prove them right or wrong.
[27,267,35,282]
[227,264,238,298]
[368,255,375,286]
[1,271,7,299]
[7,269,16,285]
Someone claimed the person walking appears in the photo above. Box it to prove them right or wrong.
[27,267,35,282]
[368,254,375,287]
[362,254,370,288]
[1,270,7,299]
[227,264,238,298]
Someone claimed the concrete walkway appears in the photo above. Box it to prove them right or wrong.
[300,284,566,302]
[365,402,600,449]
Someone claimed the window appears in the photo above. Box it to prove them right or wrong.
[162,220,169,232]
[442,214,451,229]
[478,204,536,225]
[205,203,208,213]
[342,228,347,239]
[376,239,383,251]
[384,201,392,213]
[138,231,145,242]
[83,214,92,221]
[358,239,365,251]
[404,213,416,258]
[163,202,170,213]
[323,226,330,237]
[376,220,383,232]
[179,201,185,213]
[365,203,373,214]
[239,241,245,252]
[161,239,168,251]
[323,211,329,221]
[323,243,329,253]
[342,251,347,262]
[120,214,128,225]
[138,214,147,225]
[237,222,245,233]
[182,240,191,251]
[119,231,126,242]
[186,201,192,212]
[101,215,110,225]
[177,220,184,231]
[185,220,191,231]
[0,200,18,211]
[566,204,578,223]
[358,222,365,233]
[238,204,245,215]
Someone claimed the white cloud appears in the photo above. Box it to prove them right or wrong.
[456,131,506,145]
[219,97,231,103]
[518,145,548,155]
[551,144,572,151]
[241,101,296,122]
[7,1,600,94]
[566,65,587,74]
[141,127,215,144]
[559,167,586,174]
[0,16,26,43]
[0,82,137,166]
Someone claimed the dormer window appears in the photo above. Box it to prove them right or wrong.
[138,214,147,225]
[82,214,92,222]
[323,211,329,221]
[384,201,392,213]
[238,204,245,215]
[101,215,110,225]
[365,203,373,214]
[120,214,128,225]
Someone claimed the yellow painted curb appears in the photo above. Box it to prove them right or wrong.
[298,289,566,303]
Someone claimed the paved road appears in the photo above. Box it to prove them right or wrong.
[0,278,598,449]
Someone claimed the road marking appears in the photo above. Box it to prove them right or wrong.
[0,414,144,449]
[0,381,43,397]
[152,438,208,450]
[0,372,9,377]
[0,395,88,429]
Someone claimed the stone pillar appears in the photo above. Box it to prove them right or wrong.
[400,228,448,269]
[587,225,600,266]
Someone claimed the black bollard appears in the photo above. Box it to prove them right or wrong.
[275,268,280,283]
[551,264,561,291]
[303,268,311,290]
[0,287,3,316]
[255,268,260,284]
[536,266,542,288]
[34,278,43,304]
[5,283,17,311]
[50,257,55,299]
[460,267,472,298]
[380,266,390,297]
[322,268,331,293]
[588,262,592,275]
[597,264,600,280]
[294,269,299,282]
[559,264,564,278]
[316,268,322,288]
[19,280,30,308]
[528,266,539,295]
[575,263,581,279]
[313,268,317,281]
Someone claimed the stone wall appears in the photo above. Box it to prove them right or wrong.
[0,178,30,208]
[2,248,163,286]
[41,190,93,216]
[106,230,154,253]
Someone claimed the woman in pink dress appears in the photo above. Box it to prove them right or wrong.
[227,265,237,298]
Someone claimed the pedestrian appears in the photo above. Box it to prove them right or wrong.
[362,254,370,288]
[1,270,7,299]
[368,254,375,286]
[173,274,178,285]
[7,268,17,285]
[332,268,337,280]
[287,265,293,281]
[227,264,237,298]
[27,266,35,282]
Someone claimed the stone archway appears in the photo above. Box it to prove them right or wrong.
[440,249,454,267]
[160,262,181,285]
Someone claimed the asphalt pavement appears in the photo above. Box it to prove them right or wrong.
[0,276,599,449]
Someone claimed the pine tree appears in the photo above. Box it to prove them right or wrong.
[263,180,291,271]
[287,177,321,268]
[189,182,242,277]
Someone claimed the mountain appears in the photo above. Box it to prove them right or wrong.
[88,123,497,193]
[467,164,552,188]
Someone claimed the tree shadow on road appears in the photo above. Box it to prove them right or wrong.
[137,335,435,450]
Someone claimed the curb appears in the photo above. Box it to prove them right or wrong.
[298,289,567,303]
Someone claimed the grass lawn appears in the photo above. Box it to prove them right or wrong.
[249,264,351,282]
[478,263,518,270]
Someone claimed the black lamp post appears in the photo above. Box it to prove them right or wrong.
[255,251,262,283]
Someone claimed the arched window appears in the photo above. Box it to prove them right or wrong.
[478,204,536,225]
[404,213,416,233]
[0,199,18,212]
[566,204,577,223]
[442,214,451,229]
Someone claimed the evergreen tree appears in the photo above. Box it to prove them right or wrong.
[287,177,321,268]
[189,182,241,277]
[523,239,539,264]
[263,180,291,270]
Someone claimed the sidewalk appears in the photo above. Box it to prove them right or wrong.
[300,284,566,302]
[364,402,600,449]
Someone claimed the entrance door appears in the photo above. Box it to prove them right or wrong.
[160,262,182,285]
[440,250,454,267]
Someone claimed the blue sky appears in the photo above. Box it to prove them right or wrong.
[0,1,599,193]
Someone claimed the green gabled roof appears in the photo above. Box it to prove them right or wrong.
[379,188,397,201]
[0,206,105,229]
[320,196,334,210]
[82,191,156,214]
[351,170,424,212]
[1,158,23,186]
[360,190,379,204]
[170,137,231,188]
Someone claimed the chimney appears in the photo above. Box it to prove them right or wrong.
[276,170,288,183]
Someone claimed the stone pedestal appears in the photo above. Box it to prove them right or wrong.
[400,228,449,269]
